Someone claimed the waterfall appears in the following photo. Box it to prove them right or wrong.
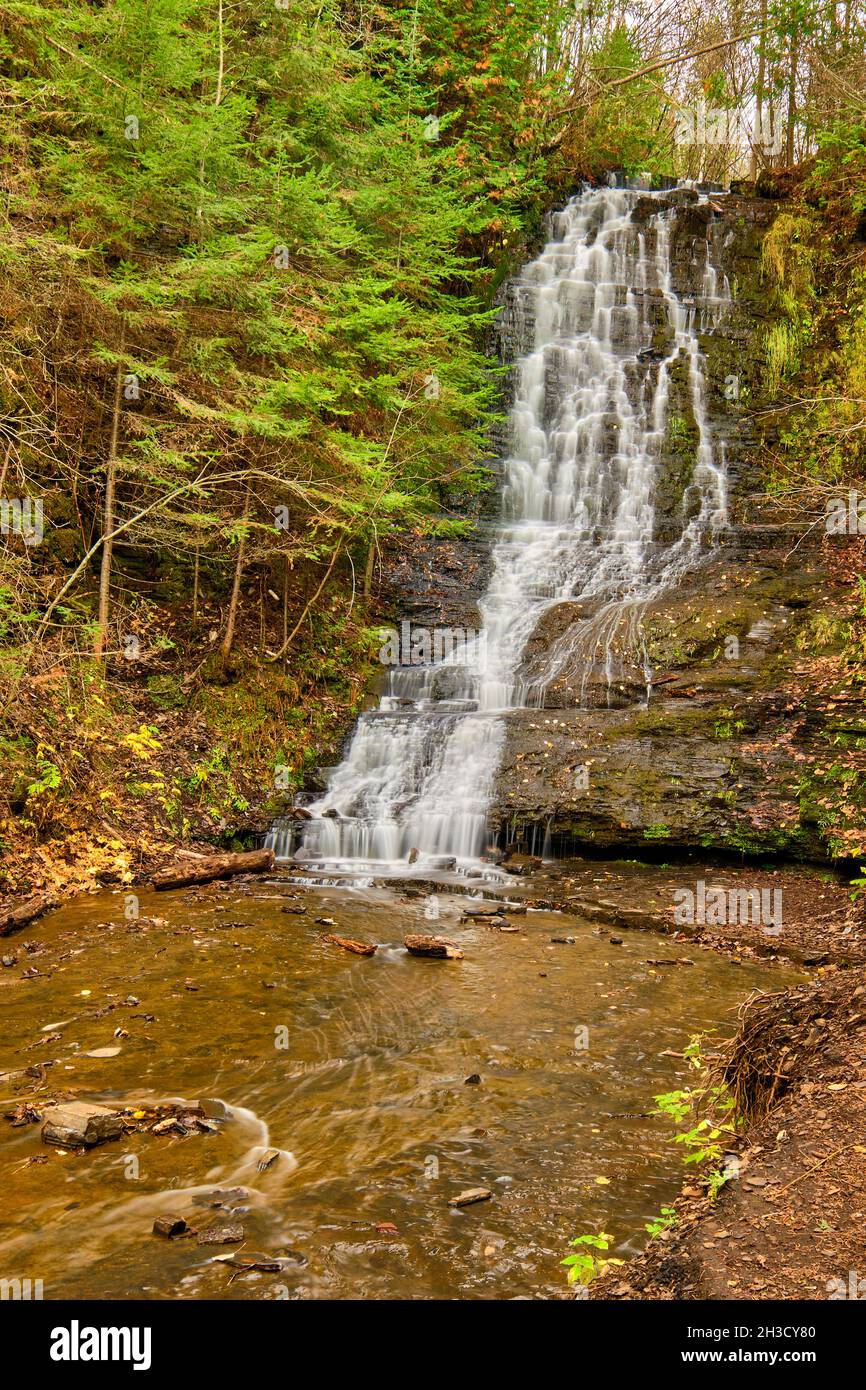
[268,186,730,869]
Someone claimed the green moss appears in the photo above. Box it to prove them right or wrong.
[146,674,188,710]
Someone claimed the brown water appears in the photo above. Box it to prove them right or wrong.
[0,876,792,1300]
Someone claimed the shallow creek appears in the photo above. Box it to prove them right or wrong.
[0,874,796,1299]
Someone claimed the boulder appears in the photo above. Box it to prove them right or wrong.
[42,1101,123,1148]
[404,934,464,960]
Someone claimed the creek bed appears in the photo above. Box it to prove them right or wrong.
[0,877,797,1299]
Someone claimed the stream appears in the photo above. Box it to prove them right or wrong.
[0,873,794,1300]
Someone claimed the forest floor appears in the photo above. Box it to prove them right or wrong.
[0,587,378,909]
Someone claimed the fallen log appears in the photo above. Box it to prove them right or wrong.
[322,934,378,957]
[152,848,275,891]
[0,894,57,938]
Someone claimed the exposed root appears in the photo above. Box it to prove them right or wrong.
[717,974,866,1127]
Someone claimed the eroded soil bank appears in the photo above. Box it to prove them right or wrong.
[0,864,800,1301]
[590,967,866,1300]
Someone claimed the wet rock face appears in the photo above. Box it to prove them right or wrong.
[377,529,496,630]
[491,543,832,858]
[484,191,850,861]
[496,695,824,860]
[518,599,651,709]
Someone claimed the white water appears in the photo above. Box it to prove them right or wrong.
[268,187,730,869]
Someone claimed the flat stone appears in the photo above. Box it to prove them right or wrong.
[448,1188,492,1207]
[196,1223,245,1245]
[41,1101,123,1148]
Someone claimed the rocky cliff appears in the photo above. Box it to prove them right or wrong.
[381,191,859,865]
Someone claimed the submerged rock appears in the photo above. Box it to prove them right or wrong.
[196,1223,244,1246]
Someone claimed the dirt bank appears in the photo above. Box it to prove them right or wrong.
[591,967,866,1300]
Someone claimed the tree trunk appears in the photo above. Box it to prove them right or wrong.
[282,553,290,673]
[752,0,767,178]
[0,440,12,500]
[220,481,250,666]
[196,1,225,236]
[193,544,200,620]
[363,541,375,598]
[94,320,126,661]
[786,32,799,166]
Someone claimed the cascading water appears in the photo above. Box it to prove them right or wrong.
[268,185,730,870]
